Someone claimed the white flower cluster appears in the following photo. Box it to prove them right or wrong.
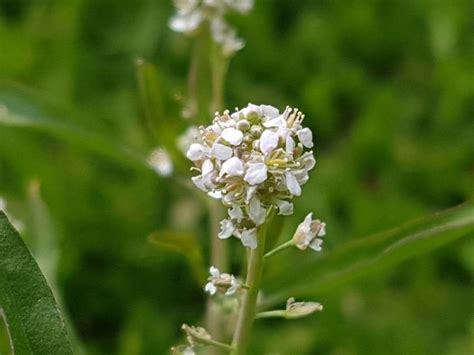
[147,148,173,177]
[186,103,316,249]
[169,0,254,55]
[204,266,240,295]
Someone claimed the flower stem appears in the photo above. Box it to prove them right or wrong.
[206,339,233,352]
[231,224,268,355]
[206,199,227,354]
[264,240,293,259]
[255,310,286,320]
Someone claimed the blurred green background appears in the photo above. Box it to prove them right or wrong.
[0,0,473,354]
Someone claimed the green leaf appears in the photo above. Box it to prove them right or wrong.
[262,202,474,308]
[148,230,207,285]
[0,211,73,354]
[0,84,149,171]
[26,180,85,354]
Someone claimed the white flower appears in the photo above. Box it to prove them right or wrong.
[210,143,233,160]
[292,213,326,251]
[259,130,279,155]
[248,197,266,225]
[241,228,257,249]
[148,148,173,177]
[285,171,302,196]
[274,199,294,216]
[218,219,235,239]
[204,266,241,295]
[177,126,201,155]
[220,157,244,177]
[221,127,244,145]
[228,204,244,219]
[297,128,314,148]
[170,0,253,55]
[186,143,209,161]
[244,162,267,185]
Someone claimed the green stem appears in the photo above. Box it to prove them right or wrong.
[231,225,268,355]
[206,199,227,355]
[206,339,234,352]
[264,240,293,259]
[255,310,286,320]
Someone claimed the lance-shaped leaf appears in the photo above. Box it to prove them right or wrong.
[0,85,149,171]
[148,230,207,285]
[262,202,474,308]
[0,211,73,354]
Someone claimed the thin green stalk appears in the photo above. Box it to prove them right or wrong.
[206,199,228,355]
[206,339,233,352]
[264,240,293,259]
[255,310,286,320]
[231,224,268,355]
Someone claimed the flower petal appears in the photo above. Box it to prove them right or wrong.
[309,238,323,252]
[220,157,244,177]
[259,130,279,154]
[297,128,314,148]
[186,143,209,161]
[211,143,233,160]
[241,228,257,249]
[228,204,244,219]
[285,171,302,196]
[275,199,294,216]
[248,197,266,225]
[244,162,267,185]
[218,219,235,239]
[221,127,244,145]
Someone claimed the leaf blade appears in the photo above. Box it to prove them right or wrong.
[262,202,474,307]
[0,211,73,354]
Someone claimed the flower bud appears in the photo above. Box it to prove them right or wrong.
[285,297,323,319]
[292,213,326,251]
[204,266,241,295]
[181,324,212,346]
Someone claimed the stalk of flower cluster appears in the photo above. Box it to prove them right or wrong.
[230,222,268,355]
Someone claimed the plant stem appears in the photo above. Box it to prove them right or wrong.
[255,310,286,320]
[264,240,294,259]
[231,225,268,354]
[206,339,234,352]
[206,199,227,355]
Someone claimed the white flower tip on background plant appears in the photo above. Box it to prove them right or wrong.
[147,148,173,177]
[285,297,323,319]
[186,103,316,249]
[204,266,241,295]
[292,212,326,251]
[169,0,254,55]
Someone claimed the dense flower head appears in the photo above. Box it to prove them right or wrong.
[170,0,254,55]
[186,103,316,248]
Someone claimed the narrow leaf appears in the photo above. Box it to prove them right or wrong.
[262,202,474,308]
[0,211,73,354]
[0,85,149,171]
[148,231,207,285]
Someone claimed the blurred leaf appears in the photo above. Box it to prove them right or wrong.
[263,202,474,307]
[135,59,184,166]
[0,85,149,171]
[26,180,85,354]
[149,230,207,285]
[0,211,72,354]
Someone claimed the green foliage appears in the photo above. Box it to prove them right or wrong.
[264,201,474,305]
[0,211,72,354]
[0,0,473,353]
